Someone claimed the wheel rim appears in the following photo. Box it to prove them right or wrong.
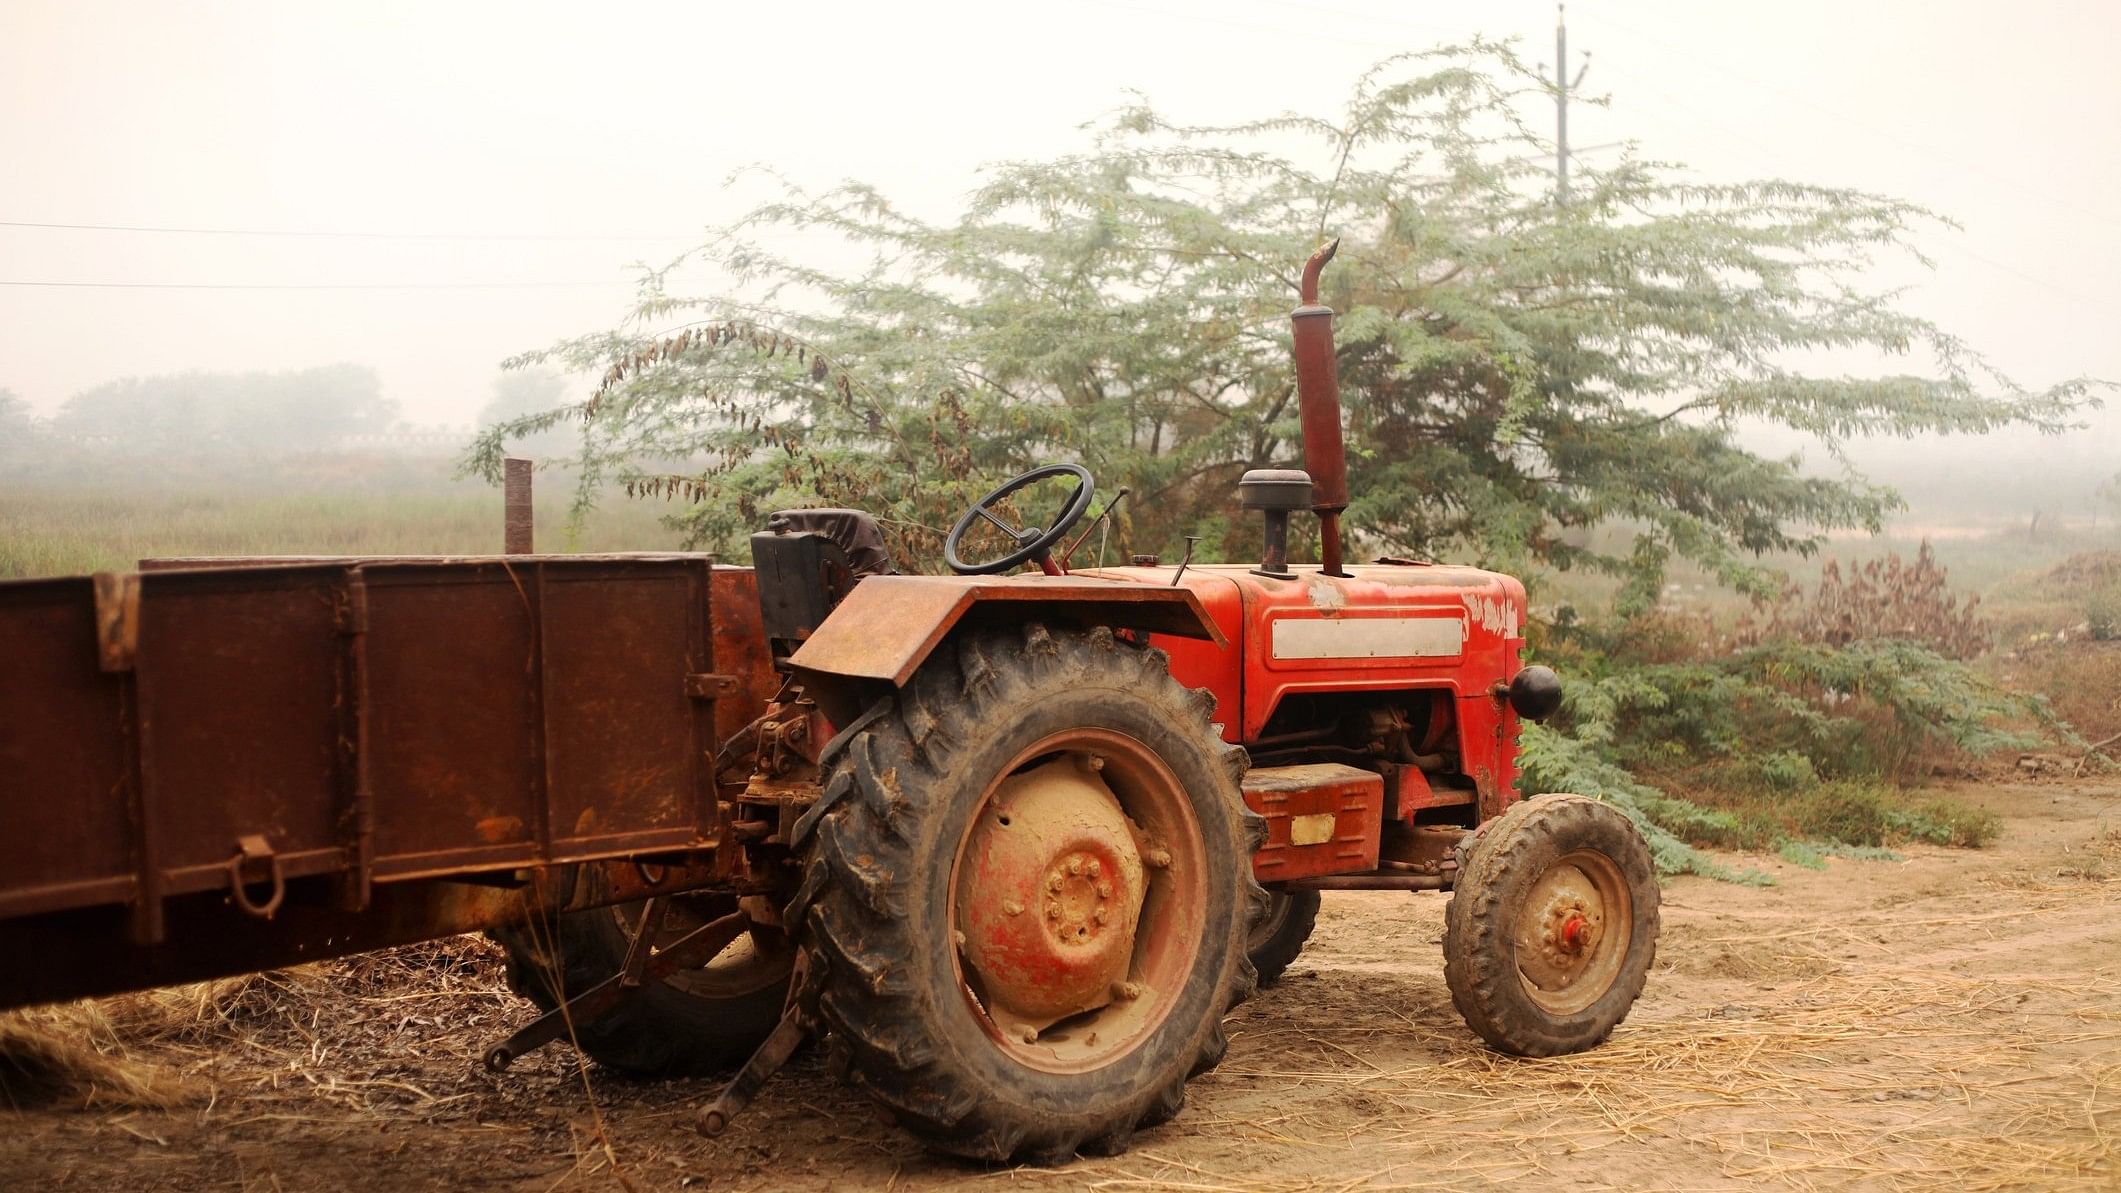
[949,728,1206,1074]
[1513,848,1631,1016]
[608,895,795,1000]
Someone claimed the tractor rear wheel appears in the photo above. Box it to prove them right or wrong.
[492,873,796,1076]
[1247,890,1320,986]
[1442,794,1658,1056]
[789,624,1266,1163]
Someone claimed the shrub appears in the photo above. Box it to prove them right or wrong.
[1737,541,1993,660]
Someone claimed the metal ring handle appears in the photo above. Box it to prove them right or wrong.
[226,839,287,918]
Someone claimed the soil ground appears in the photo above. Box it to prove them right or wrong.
[5,778,2117,1192]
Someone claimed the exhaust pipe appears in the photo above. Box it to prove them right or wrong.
[1292,239,1349,576]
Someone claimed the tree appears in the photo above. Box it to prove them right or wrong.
[471,43,2094,604]
[0,388,35,455]
[475,369,581,459]
[52,364,397,455]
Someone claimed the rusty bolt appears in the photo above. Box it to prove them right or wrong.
[1019,1027,1038,1044]
[1119,981,1143,1001]
[1086,859,1103,879]
[1093,907,1109,925]
[1095,881,1112,900]
[1088,755,1105,771]
[1145,848,1173,869]
[1067,857,1083,877]
[1047,874,1063,892]
[1003,900,1024,917]
[1046,901,1062,920]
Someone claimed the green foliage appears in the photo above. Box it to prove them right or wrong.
[1526,622,2031,875]
[470,44,2093,589]
[1518,723,1767,884]
[1776,840,1906,870]
[1552,621,2053,780]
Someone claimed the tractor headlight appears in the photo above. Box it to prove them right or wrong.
[1506,666,1564,722]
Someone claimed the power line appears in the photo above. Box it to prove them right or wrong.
[0,279,634,291]
[0,218,697,242]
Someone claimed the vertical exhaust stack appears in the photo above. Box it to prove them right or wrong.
[1292,240,1349,577]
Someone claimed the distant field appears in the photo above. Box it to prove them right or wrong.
[0,458,687,580]
[5,460,2115,647]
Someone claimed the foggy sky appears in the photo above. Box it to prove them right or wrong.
[3,0,2116,481]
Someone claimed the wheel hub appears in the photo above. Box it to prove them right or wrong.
[1513,851,1629,1014]
[957,754,1147,1025]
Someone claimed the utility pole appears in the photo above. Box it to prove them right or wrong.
[1554,4,1589,206]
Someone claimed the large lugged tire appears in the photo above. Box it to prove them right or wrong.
[1442,794,1659,1057]
[1247,890,1320,987]
[788,623,1267,1163]
[492,873,795,1076]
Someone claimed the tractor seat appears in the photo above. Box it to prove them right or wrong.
[752,508,897,663]
[763,508,897,579]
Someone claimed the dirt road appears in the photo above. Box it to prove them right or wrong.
[7,778,2117,1191]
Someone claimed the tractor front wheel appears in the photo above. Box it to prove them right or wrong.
[1442,794,1658,1056]
[1247,890,1319,986]
[789,624,1266,1163]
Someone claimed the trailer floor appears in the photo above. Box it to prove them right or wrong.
[5,777,2117,1192]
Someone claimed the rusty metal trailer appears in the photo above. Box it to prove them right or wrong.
[0,554,773,1009]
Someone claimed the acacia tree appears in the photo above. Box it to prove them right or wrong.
[470,43,2090,605]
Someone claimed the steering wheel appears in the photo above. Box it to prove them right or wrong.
[944,464,1096,575]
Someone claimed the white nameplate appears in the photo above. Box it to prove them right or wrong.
[1271,616,1465,660]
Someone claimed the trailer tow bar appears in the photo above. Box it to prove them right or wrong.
[481,901,752,1073]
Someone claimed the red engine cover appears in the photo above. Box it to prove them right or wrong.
[1088,561,1530,818]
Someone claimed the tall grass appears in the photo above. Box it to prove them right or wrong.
[0,458,685,580]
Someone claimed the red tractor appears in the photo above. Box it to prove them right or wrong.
[0,244,1658,1165]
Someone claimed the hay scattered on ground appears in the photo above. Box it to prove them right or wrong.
[1020,903,2121,1193]
[0,936,510,1114]
[0,1002,188,1110]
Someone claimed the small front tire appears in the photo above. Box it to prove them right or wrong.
[1442,794,1659,1057]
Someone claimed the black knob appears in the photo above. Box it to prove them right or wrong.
[1506,665,1564,722]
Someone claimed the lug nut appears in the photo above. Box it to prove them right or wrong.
[1145,848,1173,869]
[1093,907,1109,925]
[1096,882,1112,899]
[1088,756,1105,771]
[1067,857,1083,877]
[1003,900,1024,917]
[1020,1027,1038,1044]
[1120,981,1143,1000]
[954,930,967,947]
[1047,874,1063,892]
[1046,901,1061,920]
[1087,859,1102,879]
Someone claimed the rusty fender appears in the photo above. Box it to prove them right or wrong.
[784,574,1225,722]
